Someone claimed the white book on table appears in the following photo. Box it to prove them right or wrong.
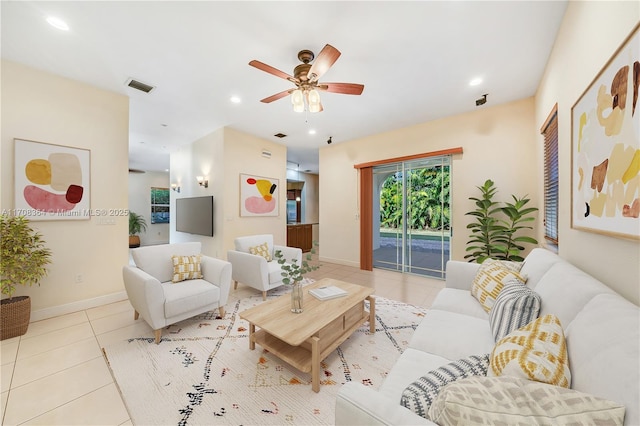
[309,286,348,300]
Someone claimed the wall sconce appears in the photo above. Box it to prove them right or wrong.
[197,176,209,188]
[171,183,181,193]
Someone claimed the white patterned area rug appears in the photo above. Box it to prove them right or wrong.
[102,289,426,425]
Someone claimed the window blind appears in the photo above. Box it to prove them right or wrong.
[541,106,558,245]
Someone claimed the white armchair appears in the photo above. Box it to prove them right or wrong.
[227,234,302,300]
[122,242,231,344]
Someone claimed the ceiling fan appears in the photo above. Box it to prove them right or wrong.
[249,44,364,113]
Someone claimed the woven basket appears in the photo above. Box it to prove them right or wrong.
[1,296,31,340]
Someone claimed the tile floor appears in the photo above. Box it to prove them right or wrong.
[1,261,444,425]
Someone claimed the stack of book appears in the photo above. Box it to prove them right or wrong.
[309,286,348,300]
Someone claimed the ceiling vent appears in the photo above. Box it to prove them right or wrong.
[274,133,287,138]
[126,78,155,94]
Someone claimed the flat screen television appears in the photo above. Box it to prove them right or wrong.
[176,196,213,237]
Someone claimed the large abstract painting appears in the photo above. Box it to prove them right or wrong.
[240,173,279,217]
[14,139,90,221]
[571,24,640,240]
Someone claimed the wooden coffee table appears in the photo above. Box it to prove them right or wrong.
[239,278,375,392]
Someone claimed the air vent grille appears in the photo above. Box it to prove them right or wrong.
[126,78,155,93]
[274,133,287,138]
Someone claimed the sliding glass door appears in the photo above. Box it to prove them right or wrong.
[372,156,451,278]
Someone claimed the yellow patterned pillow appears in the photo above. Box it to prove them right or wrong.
[249,242,272,262]
[489,314,571,388]
[471,259,526,312]
[171,255,203,283]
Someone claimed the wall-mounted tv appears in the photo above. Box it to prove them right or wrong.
[176,196,213,237]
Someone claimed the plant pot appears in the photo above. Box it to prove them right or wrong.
[1,296,31,340]
[129,235,140,248]
[290,281,303,313]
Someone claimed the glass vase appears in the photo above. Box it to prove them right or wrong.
[290,281,303,313]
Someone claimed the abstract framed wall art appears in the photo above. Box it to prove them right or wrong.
[571,24,640,240]
[240,173,279,217]
[14,139,91,221]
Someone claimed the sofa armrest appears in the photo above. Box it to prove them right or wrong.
[335,382,434,426]
[201,256,232,307]
[274,245,302,264]
[445,260,480,291]
[227,250,269,288]
[122,265,166,329]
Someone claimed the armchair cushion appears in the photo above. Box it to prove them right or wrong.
[162,279,220,318]
[171,254,204,282]
[132,242,201,283]
[249,242,272,261]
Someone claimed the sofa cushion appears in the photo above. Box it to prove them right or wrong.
[171,255,203,283]
[161,279,219,318]
[409,310,495,360]
[471,259,526,312]
[131,242,201,283]
[427,376,625,425]
[249,242,272,262]
[490,314,571,388]
[519,247,564,289]
[430,288,488,320]
[565,293,640,426]
[488,279,541,341]
[400,354,489,419]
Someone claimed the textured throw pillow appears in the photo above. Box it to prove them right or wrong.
[249,242,272,262]
[400,354,489,419]
[489,278,541,341]
[171,255,203,283]
[490,314,571,388]
[428,376,625,425]
[471,259,526,312]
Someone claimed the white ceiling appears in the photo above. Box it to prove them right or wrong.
[1,1,568,174]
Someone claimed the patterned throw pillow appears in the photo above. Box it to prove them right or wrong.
[489,278,541,341]
[249,242,272,262]
[428,376,625,425]
[400,354,490,419]
[490,314,571,388]
[171,255,203,283]
[471,259,526,312]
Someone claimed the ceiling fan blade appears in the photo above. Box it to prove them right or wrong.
[317,82,364,95]
[260,89,292,103]
[307,44,341,82]
[249,60,297,83]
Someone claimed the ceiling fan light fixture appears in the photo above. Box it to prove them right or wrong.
[291,89,304,112]
[308,89,321,113]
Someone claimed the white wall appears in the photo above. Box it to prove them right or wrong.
[128,171,170,246]
[1,60,130,318]
[319,98,538,267]
[535,2,639,304]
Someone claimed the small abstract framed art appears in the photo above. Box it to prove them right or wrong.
[239,173,279,217]
[571,24,640,240]
[14,138,91,221]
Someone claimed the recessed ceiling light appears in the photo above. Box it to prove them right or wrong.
[469,77,483,86]
[46,16,69,31]
[308,129,316,135]
[230,96,241,104]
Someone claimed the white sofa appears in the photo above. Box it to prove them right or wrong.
[227,234,302,300]
[335,248,640,425]
[123,242,232,344]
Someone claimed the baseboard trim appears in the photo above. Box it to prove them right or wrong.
[30,291,129,322]
[318,256,360,268]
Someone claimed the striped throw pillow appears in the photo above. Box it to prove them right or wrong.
[489,279,541,341]
[400,354,490,419]
[171,255,203,283]
[471,259,526,312]
[490,314,571,388]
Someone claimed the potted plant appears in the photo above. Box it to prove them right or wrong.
[1,215,52,340]
[129,211,147,248]
[274,242,320,313]
[465,179,538,263]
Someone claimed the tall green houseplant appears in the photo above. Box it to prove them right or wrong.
[465,180,538,263]
[129,211,147,248]
[1,215,52,339]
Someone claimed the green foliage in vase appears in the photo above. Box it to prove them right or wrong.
[1,215,52,298]
[128,211,147,236]
[465,179,538,263]
[274,242,321,285]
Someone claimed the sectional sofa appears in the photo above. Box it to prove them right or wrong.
[335,248,639,425]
